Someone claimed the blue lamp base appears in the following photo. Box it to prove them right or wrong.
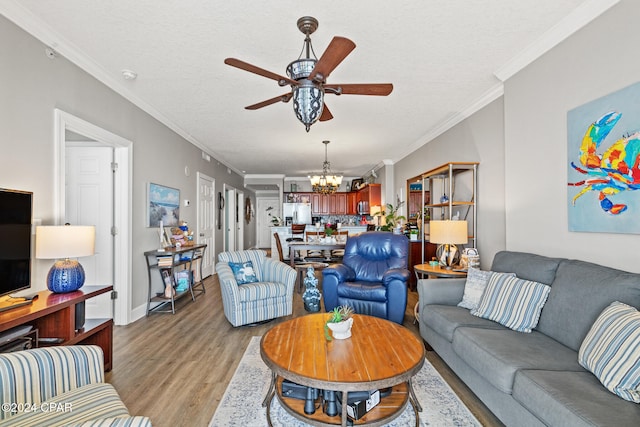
[47,259,86,293]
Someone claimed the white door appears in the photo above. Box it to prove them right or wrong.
[236,191,244,250]
[65,145,113,319]
[257,197,280,248]
[196,173,214,277]
[225,186,236,251]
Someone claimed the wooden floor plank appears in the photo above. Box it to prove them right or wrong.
[107,274,503,427]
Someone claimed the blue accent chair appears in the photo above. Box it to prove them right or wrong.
[322,232,410,324]
[216,249,296,326]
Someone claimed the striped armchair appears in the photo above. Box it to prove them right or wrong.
[216,249,296,326]
[0,345,151,427]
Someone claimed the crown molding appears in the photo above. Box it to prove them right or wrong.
[494,0,620,82]
[391,83,504,165]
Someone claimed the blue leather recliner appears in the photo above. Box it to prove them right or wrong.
[322,231,410,324]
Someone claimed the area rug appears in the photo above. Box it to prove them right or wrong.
[210,336,480,426]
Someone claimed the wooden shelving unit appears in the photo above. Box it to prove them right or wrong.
[420,162,478,264]
[0,285,114,371]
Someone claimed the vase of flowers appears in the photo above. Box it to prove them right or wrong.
[324,305,355,340]
[324,223,335,237]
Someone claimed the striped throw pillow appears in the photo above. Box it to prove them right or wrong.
[578,301,640,403]
[471,273,550,333]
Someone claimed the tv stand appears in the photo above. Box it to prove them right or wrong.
[0,285,113,371]
[0,296,34,313]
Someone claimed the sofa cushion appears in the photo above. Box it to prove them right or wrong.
[0,382,130,427]
[458,268,514,310]
[536,259,640,351]
[471,274,550,333]
[337,281,387,302]
[452,327,584,394]
[236,281,289,302]
[578,301,640,402]
[425,305,507,342]
[513,370,640,427]
[491,251,561,285]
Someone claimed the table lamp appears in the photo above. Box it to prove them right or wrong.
[429,220,468,269]
[36,225,95,293]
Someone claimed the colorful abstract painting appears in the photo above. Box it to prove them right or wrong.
[567,81,640,233]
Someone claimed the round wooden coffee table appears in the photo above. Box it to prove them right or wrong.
[260,313,425,426]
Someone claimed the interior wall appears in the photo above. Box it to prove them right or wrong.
[0,16,251,319]
[394,98,506,269]
[503,0,640,272]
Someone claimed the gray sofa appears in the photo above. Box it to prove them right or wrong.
[417,251,640,427]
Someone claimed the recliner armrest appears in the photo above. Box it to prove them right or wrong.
[382,268,410,285]
[323,263,355,282]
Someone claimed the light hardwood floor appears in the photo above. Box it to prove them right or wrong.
[107,274,503,427]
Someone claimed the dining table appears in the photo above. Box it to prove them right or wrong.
[287,240,346,267]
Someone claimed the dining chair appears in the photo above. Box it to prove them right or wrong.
[304,231,325,260]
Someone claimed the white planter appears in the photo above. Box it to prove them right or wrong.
[327,318,353,339]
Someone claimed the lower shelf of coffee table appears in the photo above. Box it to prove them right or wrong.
[275,376,409,426]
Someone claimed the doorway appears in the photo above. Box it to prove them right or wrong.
[55,109,132,326]
[65,144,114,319]
[224,185,236,251]
[196,172,215,277]
[257,197,280,248]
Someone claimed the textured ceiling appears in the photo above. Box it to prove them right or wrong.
[2,0,615,178]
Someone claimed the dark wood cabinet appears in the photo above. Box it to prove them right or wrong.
[347,192,358,215]
[0,286,114,371]
[311,193,329,214]
[408,240,437,290]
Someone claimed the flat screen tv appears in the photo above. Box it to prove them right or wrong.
[0,188,32,300]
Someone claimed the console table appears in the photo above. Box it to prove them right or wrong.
[0,285,114,371]
[144,244,206,315]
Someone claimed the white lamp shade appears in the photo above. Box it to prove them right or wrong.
[36,225,95,259]
[429,220,468,244]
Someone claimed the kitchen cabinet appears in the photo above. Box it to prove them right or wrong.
[310,193,328,214]
[330,193,347,214]
[288,191,362,215]
[356,183,381,213]
[347,192,358,214]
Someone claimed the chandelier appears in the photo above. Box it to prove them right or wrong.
[309,141,343,194]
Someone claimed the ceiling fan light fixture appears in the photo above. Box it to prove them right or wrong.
[310,141,342,194]
[293,83,324,132]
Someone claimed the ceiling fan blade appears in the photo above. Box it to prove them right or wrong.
[319,104,333,122]
[245,93,292,110]
[308,36,356,82]
[325,83,393,96]
[224,58,298,87]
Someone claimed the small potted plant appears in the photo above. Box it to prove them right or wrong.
[373,199,406,233]
[409,228,419,241]
[324,305,355,340]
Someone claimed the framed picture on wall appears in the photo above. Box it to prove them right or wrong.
[351,178,364,190]
[148,182,180,227]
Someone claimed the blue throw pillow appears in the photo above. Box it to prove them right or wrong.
[229,261,258,285]
[471,273,550,333]
[579,301,640,403]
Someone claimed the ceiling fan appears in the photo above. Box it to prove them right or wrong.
[224,16,393,132]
